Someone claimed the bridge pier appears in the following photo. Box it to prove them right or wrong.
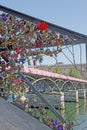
[83,89,86,99]
[60,92,65,109]
[76,90,79,102]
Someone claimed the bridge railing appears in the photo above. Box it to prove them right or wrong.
[18,71,73,130]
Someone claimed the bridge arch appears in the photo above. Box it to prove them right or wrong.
[32,77,60,92]
[61,81,75,92]
[26,74,36,82]
[76,82,83,90]
[84,83,87,89]
[55,79,65,90]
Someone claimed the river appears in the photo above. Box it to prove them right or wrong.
[60,98,87,130]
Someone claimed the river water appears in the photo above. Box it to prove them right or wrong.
[61,98,87,130]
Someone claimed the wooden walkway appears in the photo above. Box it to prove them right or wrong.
[0,97,52,130]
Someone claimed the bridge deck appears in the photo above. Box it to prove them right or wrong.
[23,67,87,83]
[0,97,52,130]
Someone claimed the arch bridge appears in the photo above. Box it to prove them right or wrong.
[23,67,87,93]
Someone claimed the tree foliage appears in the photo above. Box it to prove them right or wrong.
[54,66,61,74]
[68,66,81,78]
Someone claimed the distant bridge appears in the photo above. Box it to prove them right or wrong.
[23,67,87,92]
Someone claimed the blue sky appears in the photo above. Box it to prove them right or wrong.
[0,0,87,65]
[1,0,87,34]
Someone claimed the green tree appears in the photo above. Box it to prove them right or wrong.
[54,66,61,74]
[68,66,81,78]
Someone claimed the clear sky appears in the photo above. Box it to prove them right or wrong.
[1,0,87,34]
[0,0,87,65]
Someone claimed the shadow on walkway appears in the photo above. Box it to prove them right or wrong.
[0,97,52,130]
